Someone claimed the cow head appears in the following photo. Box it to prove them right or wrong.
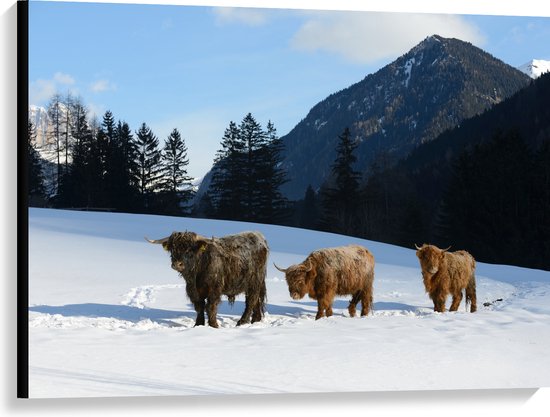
[415,244,450,275]
[146,232,210,273]
[274,260,316,300]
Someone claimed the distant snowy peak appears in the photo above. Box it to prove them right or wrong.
[518,59,550,79]
[29,105,49,147]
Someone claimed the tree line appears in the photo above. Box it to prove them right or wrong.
[291,126,550,271]
[28,85,550,270]
[29,93,194,215]
[197,113,289,224]
[291,73,550,271]
[28,94,289,222]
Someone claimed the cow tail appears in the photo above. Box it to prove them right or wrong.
[259,279,267,314]
[260,242,268,315]
[465,258,477,313]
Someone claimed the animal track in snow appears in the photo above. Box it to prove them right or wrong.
[121,284,183,309]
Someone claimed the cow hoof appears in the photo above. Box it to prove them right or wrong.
[208,322,219,328]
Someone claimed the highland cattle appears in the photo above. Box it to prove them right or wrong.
[147,231,268,328]
[275,244,375,319]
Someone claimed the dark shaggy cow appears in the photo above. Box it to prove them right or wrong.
[147,231,268,328]
[274,245,375,320]
[415,244,477,313]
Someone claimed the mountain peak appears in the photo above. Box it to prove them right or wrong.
[411,34,465,52]
[278,36,531,199]
[518,59,550,79]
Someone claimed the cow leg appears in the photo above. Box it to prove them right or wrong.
[432,293,446,312]
[348,291,361,317]
[193,299,206,327]
[251,304,262,324]
[361,289,373,316]
[466,276,477,313]
[316,296,333,320]
[449,292,463,312]
[206,294,221,328]
[237,295,255,326]
[251,284,266,324]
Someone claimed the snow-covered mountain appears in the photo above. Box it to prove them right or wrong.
[28,105,50,147]
[28,103,71,149]
[518,59,550,79]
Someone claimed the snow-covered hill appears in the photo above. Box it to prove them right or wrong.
[27,208,550,398]
[518,59,550,79]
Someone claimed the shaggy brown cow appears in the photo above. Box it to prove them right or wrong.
[274,245,375,320]
[415,244,477,313]
[147,231,268,328]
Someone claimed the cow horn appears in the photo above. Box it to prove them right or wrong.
[442,245,452,252]
[145,236,169,244]
[273,263,288,273]
[415,243,422,250]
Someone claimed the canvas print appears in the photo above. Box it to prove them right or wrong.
[21,0,550,398]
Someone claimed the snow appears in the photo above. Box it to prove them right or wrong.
[518,59,550,79]
[28,208,550,398]
[314,118,327,131]
[403,58,415,87]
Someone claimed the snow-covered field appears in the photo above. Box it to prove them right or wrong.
[27,208,550,398]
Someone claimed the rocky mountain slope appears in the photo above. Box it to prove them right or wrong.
[279,35,531,199]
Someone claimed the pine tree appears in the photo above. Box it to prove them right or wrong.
[299,185,319,229]
[135,123,162,210]
[27,120,46,205]
[193,191,215,218]
[533,138,550,268]
[208,114,289,223]
[103,119,138,211]
[62,92,74,173]
[239,113,268,220]
[209,121,246,220]
[439,130,532,265]
[68,99,94,207]
[88,111,117,208]
[160,128,194,215]
[253,120,289,223]
[320,127,361,234]
[116,121,139,192]
[47,93,64,194]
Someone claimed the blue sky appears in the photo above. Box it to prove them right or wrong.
[28,1,550,178]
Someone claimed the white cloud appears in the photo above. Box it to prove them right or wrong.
[89,79,117,93]
[29,72,78,105]
[29,79,57,104]
[290,11,486,64]
[86,102,107,122]
[53,72,76,85]
[213,7,269,27]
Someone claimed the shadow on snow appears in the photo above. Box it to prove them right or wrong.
[291,299,421,313]
[30,299,420,325]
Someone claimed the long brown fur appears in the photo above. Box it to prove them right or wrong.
[160,231,268,328]
[279,245,375,320]
[415,244,477,313]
